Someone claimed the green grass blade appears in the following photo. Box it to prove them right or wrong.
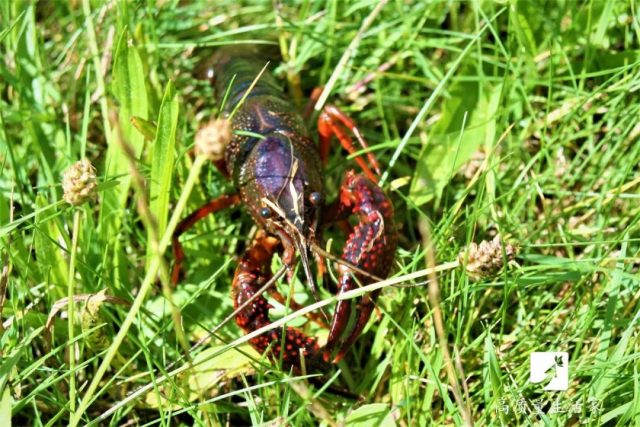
[34,195,67,299]
[148,81,179,256]
[98,29,148,237]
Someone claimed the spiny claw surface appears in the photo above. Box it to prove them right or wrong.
[324,170,397,363]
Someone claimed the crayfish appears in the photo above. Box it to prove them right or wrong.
[172,47,397,369]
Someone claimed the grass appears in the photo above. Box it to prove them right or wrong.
[1,0,639,425]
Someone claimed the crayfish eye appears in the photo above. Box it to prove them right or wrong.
[309,192,323,205]
[259,207,272,218]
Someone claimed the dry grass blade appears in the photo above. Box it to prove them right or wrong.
[311,243,384,283]
[419,218,472,425]
[44,290,131,349]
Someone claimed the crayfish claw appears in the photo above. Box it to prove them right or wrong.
[321,172,397,363]
[323,297,354,362]
[332,295,376,363]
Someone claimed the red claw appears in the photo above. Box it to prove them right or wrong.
[232,231,321,368]
[323,171,397,363]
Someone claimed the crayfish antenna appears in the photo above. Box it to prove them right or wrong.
[293,237,330,324]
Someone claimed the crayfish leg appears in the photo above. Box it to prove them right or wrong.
[233,232,320,368]
[317,105,381,182]
[171,194,240,285]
